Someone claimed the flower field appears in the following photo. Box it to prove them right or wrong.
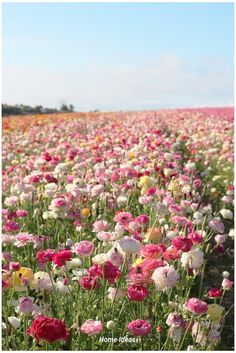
[2,108,234,351]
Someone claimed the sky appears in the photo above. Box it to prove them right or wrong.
[2,2,234,111]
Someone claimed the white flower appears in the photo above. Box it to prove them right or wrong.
[156,202,170,216]
[55,279,71,294]
[220,209,233,220]
[166,231,177,240]
[151,265,180,291]
[119,236,141,254]
[222,271,230,278]
[8,317,21,329]
[30,272,53,291]
[229,229,234,238]
[44,183,58,197]
[65,258,82,270]
[117,195,128,207]
[106,320,116,330]
[114,223,125,237]
[181,249,204,269]
[92,253,108,265]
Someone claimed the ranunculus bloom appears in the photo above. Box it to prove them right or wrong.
[181,249,204,269]
[79,276,99,290]
[18,296,34,314]
[27,315,70,342]
[119,236,141,254]
[52,250,72,267]
[140,244,166,259]
[186,298,208,315]
[209,219,225,234]
[103,261,121,284]
[172,236,193,252]
[166,312,184,328]
[92,220,109,232]
[151,265,179,291]
[208,288,221,298]
[36,249,55,264]
[80,319,103,335]
[74,241,94,257]
[127,285,149,301]
[222,278,233,290]
[140,258,164,273]
[11,267,34,288]
[127,319,152,336]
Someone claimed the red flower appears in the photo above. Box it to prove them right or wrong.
[88,263,103,278]
[27,315,70,343]
[127,285,149,302]
[172,236,193,252]
[103,261,121,284]
[79,276,99,290]
[52,250,72,267]
[36,249,55,264]
[208,288,222,298]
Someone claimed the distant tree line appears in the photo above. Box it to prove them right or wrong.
[2,103,75,116]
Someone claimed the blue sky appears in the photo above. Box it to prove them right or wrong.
[2,2,234,111]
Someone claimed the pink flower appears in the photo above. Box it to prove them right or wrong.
[18,297,34,314]
[80,320,103,335]
[74,241,94,257]
[114,211,133,228]
[4,221,20,233]
[135,214,150,225]
[127,285,149,301]
[166,312,184,328]
[92,220,109,233]
[9,262,21,271]
[140,259,164,273]
[209,219,225,234]
[222,278,233,290]
[140,244,166,259]
[79,276,100,290]
[187,231,203,244]
[127,319,151,336]
[185,298,208,315]
[16,210,28,218]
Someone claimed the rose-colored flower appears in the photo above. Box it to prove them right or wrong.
[127,285,149,301]
[52,250,72,267]
[36,249,55,264]
[80,319,103,335]
[222,278,233,290]
[172,236,193,252]
[9,262,21,271]
[208,288,222,298]
[103,261,121,284]
[27,315,70,342]
[79,276,99,290]
[92,220,109,233]
[185,298,208,315]
[74,241,94,257]
[140,244,166,259]
[127,319,152,336]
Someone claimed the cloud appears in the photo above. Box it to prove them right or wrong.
[2,54,234,110]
